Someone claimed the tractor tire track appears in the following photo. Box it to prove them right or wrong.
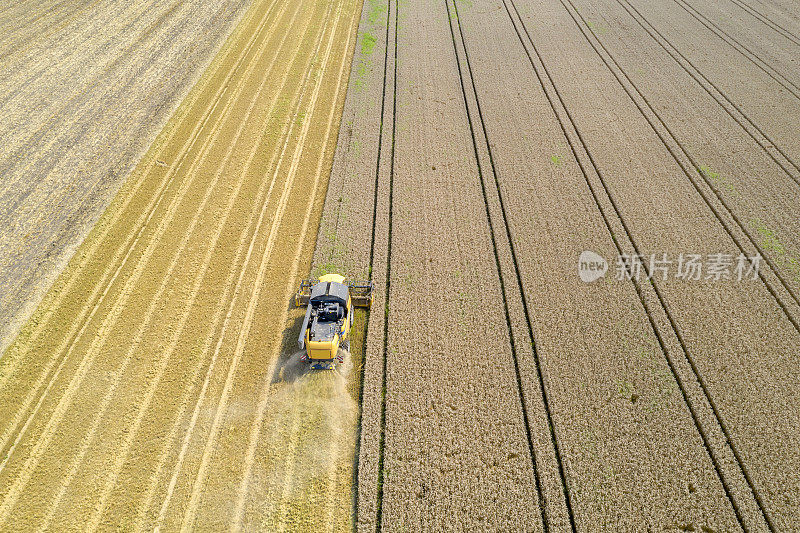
[315,0,395,527]
[370,0,396,527]
[368,0,547,527]
[500,0,755,525]
[307,0,394,526]
[564,0,800,331]
[445,0,577,528]
[311,0,800,527]
[667,0,800,100]
[727,0,800,46]
[506,0,796,526]
[611,0,800,186]
[504,0,755,527]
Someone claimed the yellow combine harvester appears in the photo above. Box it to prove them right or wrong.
[294,274,373,370]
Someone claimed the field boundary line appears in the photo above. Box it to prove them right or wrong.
[503,0,773,527]
[36,0,304,527]
[231,9,356,526]
[372,0,398,527]
[176,2,345,525]
[0,0,294,516]
[149,3,341,527]
[0,0,284,467]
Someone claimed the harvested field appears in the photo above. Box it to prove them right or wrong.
[0,0,361,528]
[0,0,251,355]
[2,0,800,530]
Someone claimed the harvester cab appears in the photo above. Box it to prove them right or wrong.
[294,274,373,370]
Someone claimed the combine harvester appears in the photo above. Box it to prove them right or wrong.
[294,274,373,370]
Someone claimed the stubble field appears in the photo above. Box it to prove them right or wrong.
[2,0,800,530]
[0,0,362,529]
[0,0,251,355]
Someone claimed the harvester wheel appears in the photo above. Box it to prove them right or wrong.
[341,340,350,352]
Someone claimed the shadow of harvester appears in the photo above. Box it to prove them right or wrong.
[269,310,353,386]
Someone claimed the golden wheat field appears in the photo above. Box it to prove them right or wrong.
[2,0,800,530]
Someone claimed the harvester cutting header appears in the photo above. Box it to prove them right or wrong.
[294,274,373,370]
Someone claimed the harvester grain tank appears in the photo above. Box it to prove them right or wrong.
[294,274,373,369]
